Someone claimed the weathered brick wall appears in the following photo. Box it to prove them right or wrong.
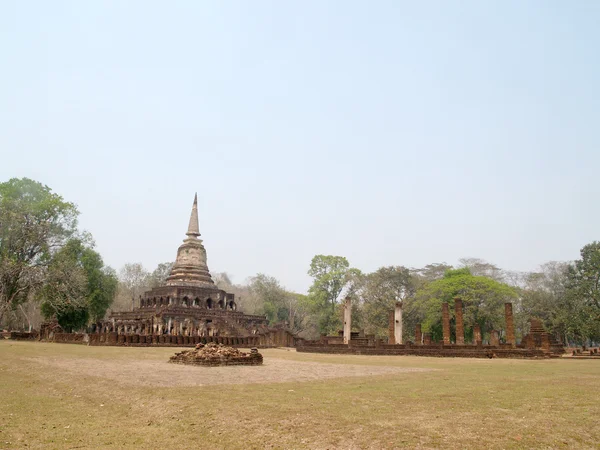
[8,331,38,340]
[53,333,88,344]
[296,344,554,359]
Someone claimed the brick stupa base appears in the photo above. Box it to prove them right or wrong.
[169,342,263,367]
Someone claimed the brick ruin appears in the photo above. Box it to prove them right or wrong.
[39,194,299,348]
[169,343,263,367]
[297,297,565,358]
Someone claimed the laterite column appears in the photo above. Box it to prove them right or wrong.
[505,302,515,347]
[415,324,422,345]
[442,302,451,345]
[423,333,432,345]
[490,330,499,347]
[388,310,395,344]
[474,324,482,345]
[454,297,464,345]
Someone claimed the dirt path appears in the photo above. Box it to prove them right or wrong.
[26,355,432,387]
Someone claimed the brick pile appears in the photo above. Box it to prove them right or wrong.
[169,342,263,367]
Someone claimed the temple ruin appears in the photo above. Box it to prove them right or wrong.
[41,194,298,348]
[298,297,565,358]
[169,343,263,367]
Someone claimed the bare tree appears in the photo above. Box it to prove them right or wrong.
[117,263,149,310]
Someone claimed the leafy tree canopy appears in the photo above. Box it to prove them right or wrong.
[307,255,360,335]
[360,266,418,337]
[38,238,117,330]
[149,262,174,288]
[567,241,600,312]
[415,268,517,340]
[0,178,78,322]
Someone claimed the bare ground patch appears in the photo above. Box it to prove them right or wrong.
[25,354,432,387]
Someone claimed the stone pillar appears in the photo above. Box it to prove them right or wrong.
[442,302,450,345]
[423,333,432,345]
[505,302,515,347]
[394,301,403,345]
[388,310,395,345]
[167,318,172,335]
[343,297,351,345]
[490,330,499,347]
[415,324,422,345]
[454,297,464,345]
[474,324,482,345]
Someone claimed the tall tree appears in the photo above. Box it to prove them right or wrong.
[519,261,590,344]
[360,266,418,338]
[307,255,360,335]
[248,274,288,323]
[567,242,600,312]
[38,239,88,332]
[38,239,118,330]
[565,242,600,342]
[0,178,78,323]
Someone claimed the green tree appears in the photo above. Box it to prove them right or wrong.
[567,242,600,312]
[360,266,418,338]
[248,273,288,324]
[519,262,580,344]
[414,268,518,342]
[38,239,117,330]
[38,240,88,331]
[307,255,360,335]
[0,178,78,323]
[565,242,600,342]
[84,257,118,322]
[247,274,310,334]
[148,262,174,288]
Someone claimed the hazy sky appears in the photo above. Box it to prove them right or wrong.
[1,1,598,293]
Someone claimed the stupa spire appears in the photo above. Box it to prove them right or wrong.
[165,192,214,287]
[186,193,200,238]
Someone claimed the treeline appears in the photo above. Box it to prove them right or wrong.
[296,254,600,344]
[117,251,599,345]
[2,178,598,344]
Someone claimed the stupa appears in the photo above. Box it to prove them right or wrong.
[104,194,269,338]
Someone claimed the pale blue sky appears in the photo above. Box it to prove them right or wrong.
[1,1,598,293]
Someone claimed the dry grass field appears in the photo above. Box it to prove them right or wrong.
[1,341,599,449]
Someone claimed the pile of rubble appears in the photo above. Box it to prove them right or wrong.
[169,342,263,367]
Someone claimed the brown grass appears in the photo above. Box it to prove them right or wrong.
[0,341,599,449]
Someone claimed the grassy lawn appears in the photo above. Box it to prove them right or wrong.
[0,341,599,449]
